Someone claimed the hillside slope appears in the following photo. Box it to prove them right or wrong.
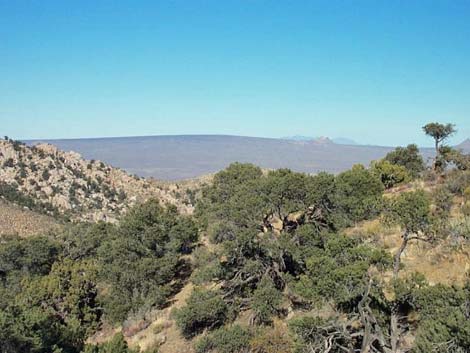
[0,199,61,237]
[0,138,195,222]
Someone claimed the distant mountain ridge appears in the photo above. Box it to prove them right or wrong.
[24,134,462,180]
[456,138,470,151]
[281,135,358,145]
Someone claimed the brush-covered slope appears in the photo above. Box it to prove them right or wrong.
[0,138,194,222]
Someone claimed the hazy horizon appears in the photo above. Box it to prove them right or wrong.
[21,132,470,149]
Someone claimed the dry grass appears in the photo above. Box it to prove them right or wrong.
[126,282,196,353]
[0,199,62,237]
[347,216,470,286]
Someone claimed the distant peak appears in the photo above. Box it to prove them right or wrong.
[456,138,470,151]
[458,138,470,144]
[312,136,333,144]
[281,135,358,145]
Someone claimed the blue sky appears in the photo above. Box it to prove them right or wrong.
[1,0,469,146]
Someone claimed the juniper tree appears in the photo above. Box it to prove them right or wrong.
[423,122,456,171]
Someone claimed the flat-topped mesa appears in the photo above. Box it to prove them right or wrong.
[0,138,195,222]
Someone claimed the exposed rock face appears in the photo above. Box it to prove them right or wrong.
[0,139,195,222]
[262,206,328,234]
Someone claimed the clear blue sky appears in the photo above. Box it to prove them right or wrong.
[1,0,469,146]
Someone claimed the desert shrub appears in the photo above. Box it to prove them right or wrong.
[11,139,25,151]
[14,175,24,185]
[3,158,14,168]
[186,188,197,205]
[208,222,239,244]
[371,159,410,189]
[96,201,198,322]
[174,289,228,338]
[444,170,470,195]
[384,144,425,178]
[430,186,454,237]
[0,256,101,353]
[19,259,102,336]
[448,216,470,241]
[60,222,115,261]
[117,189,127,202]
[249,326,293,353]
[432,186,454,218]
[57,200,198,323]
[289,316,346,353]
[195,325,251,353]
[81,333,137,353]
[0,182,36,210]
[206,162,263,204]
[190,247,224,285]
[19,167,28,179]
[293,231,391,307]
[0,236,61,278]
[250,277,283,325]
[334,164,384,225]
[411,283,470,353]
[71,167,85,179]
[384,190,431,235]
[41,168,51,181]
[29,161,38,172]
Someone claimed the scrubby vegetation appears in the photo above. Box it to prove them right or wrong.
[0,200,198,353]
[1,123,469,353]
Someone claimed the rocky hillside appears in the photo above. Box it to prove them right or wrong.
[0,138,196,222]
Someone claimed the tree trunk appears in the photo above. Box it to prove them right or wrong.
[390,307,400,353]
[390,230,409,353]
[393,231,408,277]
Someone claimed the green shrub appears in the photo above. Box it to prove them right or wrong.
[444,170,470,195]
[250,277,283,325]
[3,158,14,168]
[334,164,384,225]
[0,182,36,210]
[249,326,293,353]
[174,289,228,338]
[195,325,251,353]
[412,283,470,353]
[371,159,410,189]
[82,333,137,353]
[41,168,51,181]
[384,144,425,178]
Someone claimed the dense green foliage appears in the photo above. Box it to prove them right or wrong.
[195,325,251,353]
[0,199,198,353]
[97,201,198,322]
[174,289,229,338]
[371,159,411,188]
[384,144,425,178]
[334,164,384,223]
[385,190,431,235]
